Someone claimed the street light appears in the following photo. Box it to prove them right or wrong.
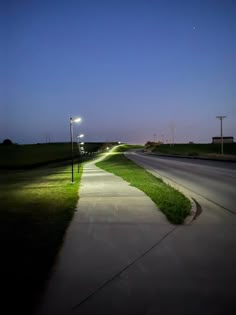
[77,134,84,173]
[77,134,84,156]
[216,115,226,155]
[70,117,82,183]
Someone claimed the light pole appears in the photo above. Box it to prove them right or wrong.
[70,117,81,183]
[77,134,84,155]
[76,134,84,173]
[80,142,85,155]
[216,115,226,155]
[170,122,175,146]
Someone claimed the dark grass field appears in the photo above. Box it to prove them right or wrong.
[0,142,114,169]
[1,164,83,315]
[0,142,119,314]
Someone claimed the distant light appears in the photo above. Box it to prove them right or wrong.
[78,134,84,138]
[106,147,109,150]
[118,141,121,144]
[80,142,84,145]
[69,116,82,183]
[73,117,82,123]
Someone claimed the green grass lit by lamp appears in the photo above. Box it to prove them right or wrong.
[0,164,83,314]
[96,145,191,224]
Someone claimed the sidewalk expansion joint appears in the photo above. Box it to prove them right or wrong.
[71,226,177,311]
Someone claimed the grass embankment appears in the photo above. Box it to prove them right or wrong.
[145,142,236,157]
[0,143,72,169]
[0,142,113,169]
[96,145,191,224]
[0,164,82,315]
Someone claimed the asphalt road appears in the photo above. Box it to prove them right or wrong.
[126,151,236,215]
[121,150,236,314]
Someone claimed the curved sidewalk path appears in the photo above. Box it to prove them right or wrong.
[36,158,173,315]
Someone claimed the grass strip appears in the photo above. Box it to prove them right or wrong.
[0,164,82,314]
[145,142,236,156]
[96,145,191,224]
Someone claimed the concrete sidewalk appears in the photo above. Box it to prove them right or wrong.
[36,157,172,315]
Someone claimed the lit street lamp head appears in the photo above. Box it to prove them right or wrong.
[71,117,82,123]
[77,134,84,138]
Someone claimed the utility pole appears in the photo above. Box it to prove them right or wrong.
[170,122,175,146]
[216,115,226,155]
[161,134,164,143]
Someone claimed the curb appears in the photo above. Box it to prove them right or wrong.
[147,169,198,225]
[184,198,198,225]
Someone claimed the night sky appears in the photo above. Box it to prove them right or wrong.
[1,0,236,144]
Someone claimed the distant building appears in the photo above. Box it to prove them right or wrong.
[212,137,234,144]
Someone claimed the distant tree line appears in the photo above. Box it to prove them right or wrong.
[2,139,13,145]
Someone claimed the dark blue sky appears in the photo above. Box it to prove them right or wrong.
[1,0,236,144]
